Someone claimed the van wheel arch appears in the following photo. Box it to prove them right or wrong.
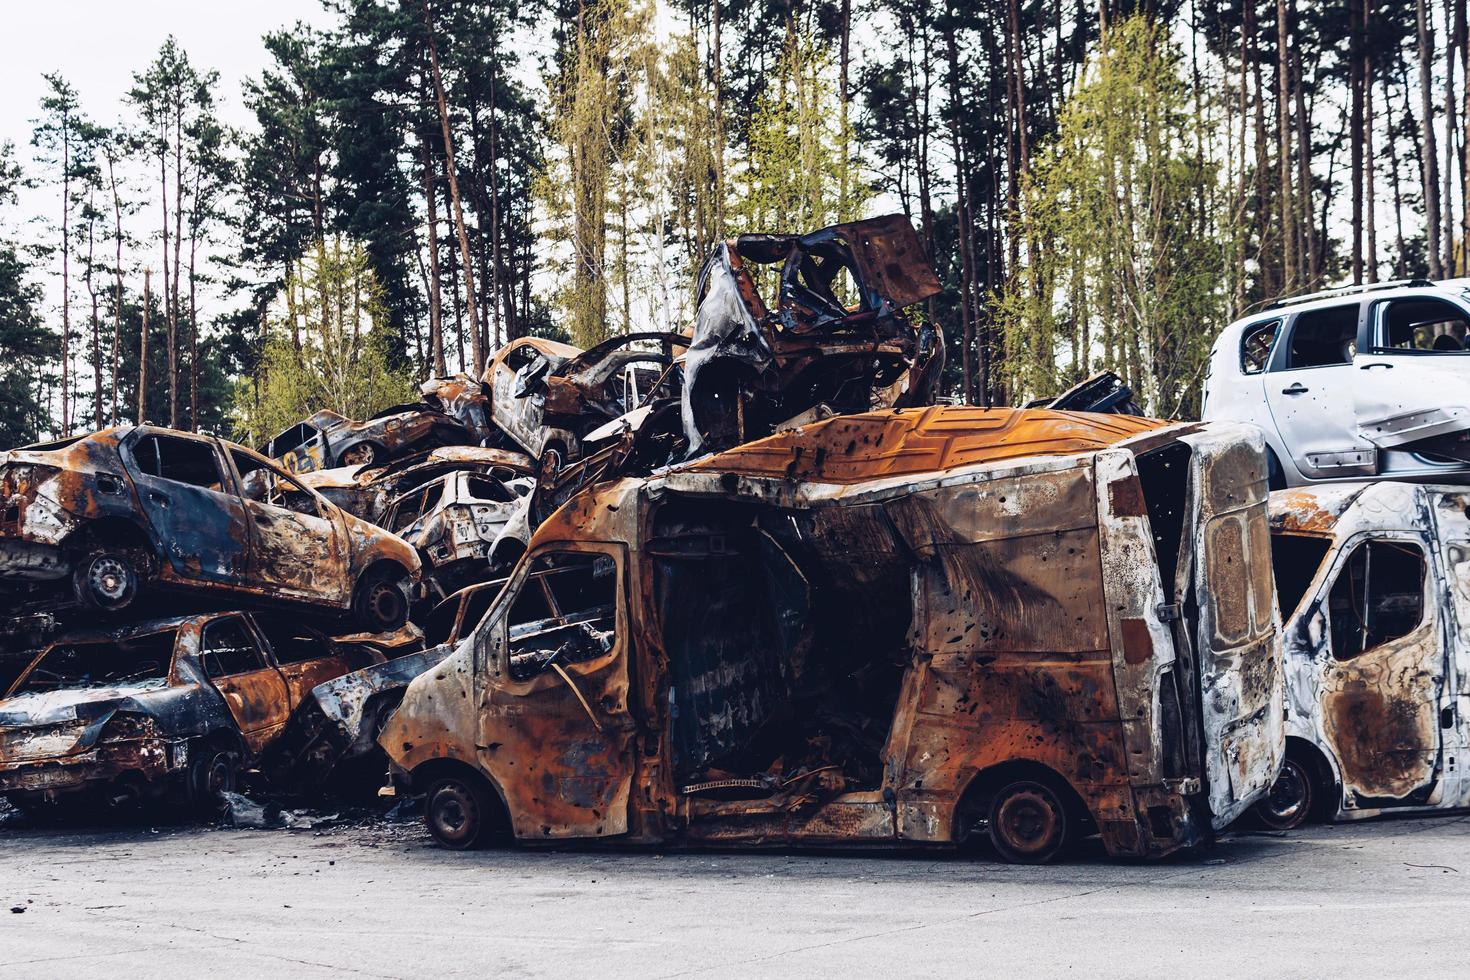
[1256,737,1338,829]
[412,758,513,849]
[953,761,1093,852]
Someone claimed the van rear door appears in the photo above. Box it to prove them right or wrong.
[1177,425,1284,828]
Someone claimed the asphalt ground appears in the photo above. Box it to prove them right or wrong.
[3,807,1468,978]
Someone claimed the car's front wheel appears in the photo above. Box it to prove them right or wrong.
[72,549,143,614]
[425,775,496,850]
[338,441,384,467]
[1252,755,1317,831]
[351,567,410,633]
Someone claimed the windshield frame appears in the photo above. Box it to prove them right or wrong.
[4,629,181,698]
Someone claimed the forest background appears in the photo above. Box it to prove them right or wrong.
[0,0,1461,446]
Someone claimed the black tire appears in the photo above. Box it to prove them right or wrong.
[425,775,496,850]
[338,441,384,468]
[1266,447,1287,491]
[352,567,410,633]
[988,779,1071,864]
[186,744,239,815]
[1252,755,1317,831]
[72,549,142,614]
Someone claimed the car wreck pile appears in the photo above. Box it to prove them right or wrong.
[5,216,1448,864]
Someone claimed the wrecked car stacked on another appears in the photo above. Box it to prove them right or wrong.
[379,406,1285,863]
[0,611,419,817]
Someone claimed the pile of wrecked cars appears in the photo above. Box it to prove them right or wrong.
[25,218,1469,867]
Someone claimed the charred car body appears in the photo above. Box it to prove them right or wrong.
[1253,481,1470,828]
[0,426,419,633]
[0,611,403,814]
[261,406,473,474]
[382,468,536,602]
[380,407,1284,863]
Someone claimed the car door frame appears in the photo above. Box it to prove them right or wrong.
[469,541,639,840]
[120,427,254,587]
[222,445,351,604]
[1307,528,1449,811]
[198,612,293,756]
[1261,300,1376,481]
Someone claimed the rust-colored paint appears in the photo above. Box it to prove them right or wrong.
[684,407,1167,486]
[1120,619,1154,665]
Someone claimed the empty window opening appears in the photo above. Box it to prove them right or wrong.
[1378,298,1470,352]
[135,435,225,491]
[1327,540,1426,660]
[1240,319,1282,374]
[1270,533,1333,623]
[506,553,617,681]
[1285,305,1359,368]
[10,630,176,696]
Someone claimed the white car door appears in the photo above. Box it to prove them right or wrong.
[1352,295,1470,461]
[1263,302,1376,481]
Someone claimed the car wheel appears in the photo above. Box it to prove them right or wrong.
[352,568,410,633]
[1252,755,1316,831]
[426,775,495,850]
[338,442,383,467]
[988,779,1071,864]
[187,745,239,814]
[72,550,142,614]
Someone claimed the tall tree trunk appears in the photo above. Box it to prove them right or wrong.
[59,108,71,433]
[418,131,446,375]
[1247,1,1275,296]
[108,149,123,425]
[1276,0,1298,290]
[1420,0,1446,278]
[169,90,184,430]
[1365,2,1378,282]
[424,0,482,374]
[1445,0,1460,273]
[188,181,200,431]
[487,31,513,345]
[85,187,101,432]
[139,269,150,425]
[1350,0,1365,283]
[1292,19,1320,286]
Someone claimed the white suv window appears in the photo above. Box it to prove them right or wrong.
[1283,304,1359,368]
[1240,319,1282,374]
[1377,298,1470,353]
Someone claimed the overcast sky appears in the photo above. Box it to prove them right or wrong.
[2,2,331,157]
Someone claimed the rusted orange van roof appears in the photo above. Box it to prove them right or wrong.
[682,406,1168,484]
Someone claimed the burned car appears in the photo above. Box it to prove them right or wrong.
[1253,481,1470,829]
[1203,278,1470,488]
[0,426,420,633]
[265,586,491,792]
[296,445,535,526]
[483,337,588,460]
[261,405,473,474]
[420,373,496,444]
[381,468,536,601]
[0,611,399,816]
[380,407,1284,863]
[682,213,944,456]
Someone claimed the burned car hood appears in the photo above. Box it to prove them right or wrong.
[0,680,169,761]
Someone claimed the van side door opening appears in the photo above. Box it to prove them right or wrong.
[650,498,910,806]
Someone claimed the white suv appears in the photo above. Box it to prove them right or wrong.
[1202,279,1470,487]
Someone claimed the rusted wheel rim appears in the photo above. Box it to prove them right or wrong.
[1260,758,1311,828]
[203,754,237,798]
[430,783,479,845]
[86,555,134,605]
[363,578,406,627]
[994,787,1063,858]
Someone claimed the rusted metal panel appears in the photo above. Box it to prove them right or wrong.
[383,407,1282,861]
[1270,481,1458,818]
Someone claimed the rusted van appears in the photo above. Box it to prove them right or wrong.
[1253,481,1470,828]
[380,407,1283,862]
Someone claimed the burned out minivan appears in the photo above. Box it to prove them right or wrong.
[380,407,1284,863]
[1253,481,1470,828]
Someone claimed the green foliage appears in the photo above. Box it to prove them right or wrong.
[230,238,414,445]
[995,16,1226,417]
[0,143,54,445]
[730,33,870,236]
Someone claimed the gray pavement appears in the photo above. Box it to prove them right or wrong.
[2,812,1469,978]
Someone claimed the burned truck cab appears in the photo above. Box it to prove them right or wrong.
[381,407,1283,861]
[1255,482,1470,828]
